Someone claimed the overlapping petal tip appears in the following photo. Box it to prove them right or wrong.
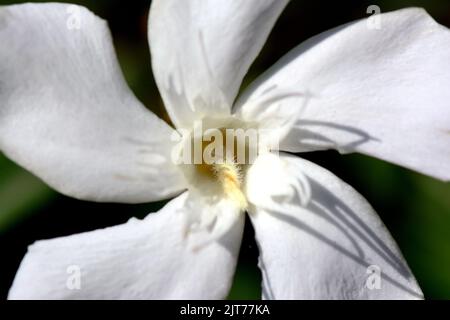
[8,192,244,299]
[246,153,423,299]
[236,8,450,181]
[0,3,187,203]
[148,0,289,128]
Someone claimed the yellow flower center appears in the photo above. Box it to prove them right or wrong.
[177,117,260,210]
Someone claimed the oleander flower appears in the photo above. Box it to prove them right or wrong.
[2,1,449,299]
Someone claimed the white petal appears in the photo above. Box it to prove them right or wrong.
[236,8,450,181]
[8,192,244,299]
[246,153,423,299]
[149,0,288,128]
[0,4,186,203]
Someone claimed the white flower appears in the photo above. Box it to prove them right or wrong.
[2,1,449,300]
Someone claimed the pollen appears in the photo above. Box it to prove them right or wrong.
[178,117,258,211]
[212,161,248,210]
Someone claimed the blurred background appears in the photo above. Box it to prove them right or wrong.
[0,0,449,299]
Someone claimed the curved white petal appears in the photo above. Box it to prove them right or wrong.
[149,0,289,128]
[245,153,422,299]
[8,192,244,299]
[236,8,450,181]
[0,4,186,203]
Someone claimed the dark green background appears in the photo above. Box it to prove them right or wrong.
[0,0,449,299]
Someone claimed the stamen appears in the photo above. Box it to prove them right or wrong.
[212,161,248,210]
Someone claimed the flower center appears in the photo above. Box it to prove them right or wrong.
[175,117,261,210]
[201,155,248,210]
